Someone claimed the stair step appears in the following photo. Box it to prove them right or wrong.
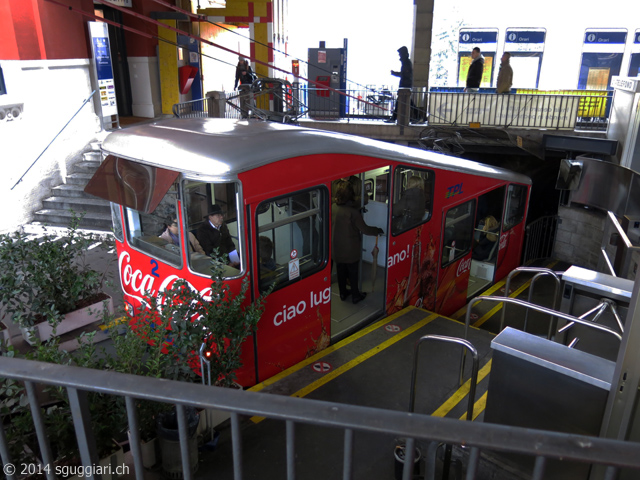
[42,196,111,214]
[83,151,102,162]
[52,184,95,198]
[72,161,101,174]
[32,210,112,231]
[65,173,94,186]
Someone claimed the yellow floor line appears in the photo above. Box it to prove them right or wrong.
[98,316,127,330]
[250,312,439,423]
[472,260,560,328]
[451,260,559,321]
[431,359,492,417]
[459,391,488,421]
[249,306,420,393]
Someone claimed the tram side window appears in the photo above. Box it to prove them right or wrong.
[125,185,182,267]
[256,188,327,292]
[441,200,476,266]
[503,184,527,231]
[392,166,434,235]
[111,203,124,242]
[183,180,242,278]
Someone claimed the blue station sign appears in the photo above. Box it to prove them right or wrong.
[584,31,627,44]
[505,31,546,44]
[459,31,498,44]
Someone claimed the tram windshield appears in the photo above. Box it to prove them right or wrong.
[183,180,242,278]
[124,185,182,267]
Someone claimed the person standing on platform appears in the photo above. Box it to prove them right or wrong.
[234,57,254,89]
[386,46,413,123]
[332,182,384,304]
[465,47,484,92]
[496,52,513,94]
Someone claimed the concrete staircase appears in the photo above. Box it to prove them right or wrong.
[31,148,112,232]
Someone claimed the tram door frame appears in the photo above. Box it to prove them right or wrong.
[249,185,332,383]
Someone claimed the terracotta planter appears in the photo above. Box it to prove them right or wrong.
[20,294,113,345]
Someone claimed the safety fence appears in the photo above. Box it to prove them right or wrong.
[172,86,612,132]
[1,355,640,480]
[522,215,559,264]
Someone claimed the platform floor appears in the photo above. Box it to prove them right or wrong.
[122,258,573,480]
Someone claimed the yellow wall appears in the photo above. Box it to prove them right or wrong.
[158,20,178,115]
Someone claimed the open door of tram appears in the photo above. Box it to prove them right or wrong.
[329,168,390,341]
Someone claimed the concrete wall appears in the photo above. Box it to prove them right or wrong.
[555,205,607,270]
[1,59,102,234]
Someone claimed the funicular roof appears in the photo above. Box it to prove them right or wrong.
[101,118,531,184]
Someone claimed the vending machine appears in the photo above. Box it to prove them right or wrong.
[307,40,347,119]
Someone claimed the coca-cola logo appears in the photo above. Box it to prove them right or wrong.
[119,251,211,306]
[456,257,471,276]
[499,232,508,250]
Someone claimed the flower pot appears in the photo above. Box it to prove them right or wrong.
[66,443,125,480]
[20,294,113,345]
[127,430,157,469]
[157,408,199,479]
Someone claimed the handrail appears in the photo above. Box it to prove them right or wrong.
[410,335,479,420]
[11,90,96,191]
[501,267,562,338]
[522,271,561,338]
[409,336,478,480]
[468,295,622,344]
[1,356,638,479]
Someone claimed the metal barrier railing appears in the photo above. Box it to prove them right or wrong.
[523,215,559,264]
[172,97,211,118]
[172,88,612,133]
[461,296,622,350]
[598,211,640,278]
[501,267,562,339]
[2,355,640,479]
[410,335,479,480]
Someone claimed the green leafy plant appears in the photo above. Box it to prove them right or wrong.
[165,249,271,388]
[0,213,112,330]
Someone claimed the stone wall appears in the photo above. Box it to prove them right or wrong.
[554,205,607,270]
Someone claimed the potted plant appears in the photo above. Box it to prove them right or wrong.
[0,214,113,345]
[104,306,176,469]
[164,250,271,434]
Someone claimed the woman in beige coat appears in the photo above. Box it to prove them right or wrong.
[332,182,384,304]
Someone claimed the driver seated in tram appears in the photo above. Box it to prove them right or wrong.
[159,217,205,254]
[196,205,240,267]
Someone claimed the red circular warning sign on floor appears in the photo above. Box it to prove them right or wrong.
[470,313,478,320]
[312,361,332,373]
[385,324,402,333]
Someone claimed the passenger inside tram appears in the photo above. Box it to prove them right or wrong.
[159,217,205,255]
[472,215,500,261]
[258,235,277,272]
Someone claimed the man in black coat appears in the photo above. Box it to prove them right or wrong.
[196,204,238,264]
[386,46,414,123]
[465,47,484,92]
